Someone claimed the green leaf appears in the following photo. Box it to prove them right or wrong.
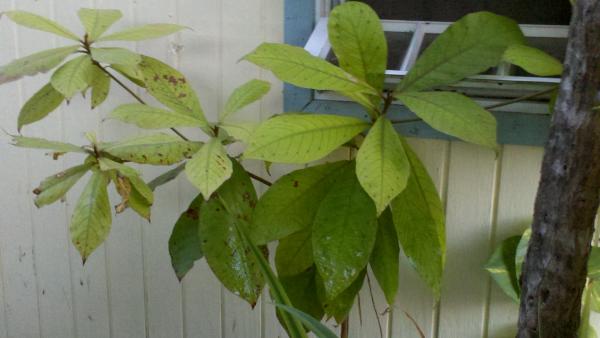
[250,161,350,245]
[316,268,366,323]
[313,163,377,299]
[485,236,521,303]
[278,267,325,325]
[503,44,563,77]
[356,117,410,214]
[11,135,87,153]
[515,228,532,282]
[110,103,204,129]
[148,163,185,191]
[70,170,112,262]
[77,8,122,41]
[101,133,201,165]
[398,91,497,149]
[243,43,377,95]
[396,11,524,93]
[3,11,79,41]
[128,188,152,221]
[245,114,368,164]
[275,228,314,277]
[97,23,186,42]
[169,193,204,281]
[91,47,142,66]
[390,140,445,298]
[110,63,146,88]
[589,247,600,280]
[219,121,258,142]
[277,304,336,338]
[33,163,92,208]
[185,138,233,200]
[50,55,95,99]
[220,79,271,121]
[328,1,387,91]
[138,56,210,133]
[590,281,600,313]
[90,66,110,109]
[199,161,263,306]
[17,83,64,131]
[370,209,400,305]
[0,45,79,84]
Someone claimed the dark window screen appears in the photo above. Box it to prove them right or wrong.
[357,0,571,25]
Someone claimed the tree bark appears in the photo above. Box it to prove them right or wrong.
[517,1,600,337]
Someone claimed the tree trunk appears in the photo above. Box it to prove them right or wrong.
[517,1,600,337]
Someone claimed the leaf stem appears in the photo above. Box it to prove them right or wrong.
[248,172,272,186]
[483,86,558,110]
[340,318,349,338]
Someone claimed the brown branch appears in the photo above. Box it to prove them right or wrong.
[340,318,349,338]
[248,172,272,186]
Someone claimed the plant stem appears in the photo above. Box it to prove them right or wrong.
[484,86,558,110]
[340,319,349,338]
[248,172,272,186]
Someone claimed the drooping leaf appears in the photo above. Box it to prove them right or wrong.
[398,91,497,149]
[101,133,201,165]
[169,193,204,281]
[3,11,79,40]
[313,163,378,299]
[485,236,521,303]
[219,121,258,142]
[245,114,368,164]
[91,47,142,66]
[277,304,335,338]
[328,1,387,91]
[90,66,110,109]
[70,170,112,262]
[390,139,445,298]
[185,138,233,200]
[97,23,187,42]
[250,161,350,245]
[50,55,95,99]
[220,79,271,121]
[148,163,185,191]
[11,135,87,154]
[275,228,314,277]
[97,157,153,204]
[370,209,400,305]
[515,228,532,282]
[17,83,64,131]
[395,11,524,93]
[356,117,410,214]
[199,161,263,306]
[33,163,92,207]
[110,103,204,129]
[77,8,122,41]
[243,43,377,96]
[138,56,210,133]
[0,45,79,84]
[110,63,146,87]
[316,268,366,323]
[589,281,600,313]
[502,44,563,77]
[278,267,325,325]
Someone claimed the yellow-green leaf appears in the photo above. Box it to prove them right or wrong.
[138,56,210,133]
[110,63,145,87]
[244,43,377,96]
[91,47,141,66]
[185,138,233,200]
[0,45,79,84]
[70,170,112,262]
[18,83,64,131]
[110,103,204,129]
[11,135,87,153]
[390,140,445,298]
[3,11,79,40]
[356,117,410,214]
[219,121,258,142]
[398,91,497,149]
[396,12,525,93]
[77,8,122,41]
[34,163,92,208]
[97,157,153,204]
[97,23,186,42]
[503,44,563,76]
[90,66,110,109]
[101,133,201,165]
[50,55,95,98]
[328,1,387,91]
[245,113,368,164]
[220,79,271,121]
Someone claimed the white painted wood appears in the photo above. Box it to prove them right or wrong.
[437,142,498,337]
[486,145,543,338]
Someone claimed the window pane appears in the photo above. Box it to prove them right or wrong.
[358,0,571,25]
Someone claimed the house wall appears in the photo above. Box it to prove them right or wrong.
[0,1,596,338]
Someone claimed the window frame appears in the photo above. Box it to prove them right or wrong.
[283,0,567,146]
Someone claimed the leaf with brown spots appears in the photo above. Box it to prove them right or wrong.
[34,163,92,208]
[100,133,202,165]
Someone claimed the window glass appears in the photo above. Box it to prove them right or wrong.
[358,0,571,25]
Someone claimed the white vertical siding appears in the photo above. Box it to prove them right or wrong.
[0,1,597,337]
